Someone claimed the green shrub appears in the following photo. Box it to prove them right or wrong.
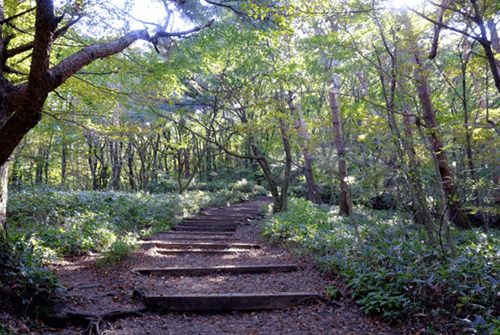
[0,239,62,318]
[2,181,267,324]
[6,180,266,259]
[96,234,139,269]
[261,197,500,333]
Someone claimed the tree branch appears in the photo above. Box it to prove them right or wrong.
[204,0,246,16]
[407,7,479,42]
[5,16,82,59]
[152,19,214,41]
[45,29,150,92]
[0,7,35,25]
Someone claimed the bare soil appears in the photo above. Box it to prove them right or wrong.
[27,197,429,335]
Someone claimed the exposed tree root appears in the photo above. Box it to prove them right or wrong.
[67,308,146,335]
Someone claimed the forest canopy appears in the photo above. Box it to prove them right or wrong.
[0,0,500,333]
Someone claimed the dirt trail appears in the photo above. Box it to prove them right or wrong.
[35,197,400,335]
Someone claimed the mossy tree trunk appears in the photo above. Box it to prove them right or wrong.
[0,163,7,246]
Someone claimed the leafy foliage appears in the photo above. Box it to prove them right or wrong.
[95,234,139,270]
[0,240,62,318]
[2,178,265,318]
[261,198,500,333]
[7,179,266,258]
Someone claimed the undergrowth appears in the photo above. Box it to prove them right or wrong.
[2,179,266,319]
[260,197,500,334]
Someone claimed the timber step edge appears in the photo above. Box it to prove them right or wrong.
[156,250,245,255]
[134,264,298,276]
[173,226,236,232]
[150,236,239,241]
[180,222,240,226]
[184,218,245,222]
[160,231,235,236]
[141,292,321,311]
[142,242,261,249]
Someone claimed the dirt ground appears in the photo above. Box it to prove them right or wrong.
[24,197,438,335]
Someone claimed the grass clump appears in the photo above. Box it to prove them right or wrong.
[260,197,500,334]
[96,234,139,270]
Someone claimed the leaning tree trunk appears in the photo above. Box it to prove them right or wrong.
[328,69,352,217]
[407,22,470,229]
[250,136,283,212]
[286,92,322,204]
[318,22,352,216]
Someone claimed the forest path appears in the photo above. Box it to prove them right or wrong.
[37,197,399,335]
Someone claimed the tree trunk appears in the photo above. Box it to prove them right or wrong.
[250,136,282,212]
[0,0,5,245]
[0,163,7,245]
[0,4,150,168]
[278,117,292,212]
[183,148,190,178]
[328,68,352,216]
[410,41,470,229]
[460,52,479,206]
[86,134,98,190]
[286,92,321,204]
[402,100,436,243]
[35,147,44,185]
[61,140,67,186]
[109,140,123,191]
[150,134,160,187]
[126,141,136,191]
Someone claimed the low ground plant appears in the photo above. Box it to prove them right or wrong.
[261,197,500,334]
[7,179,266,258]
[96,234,139,269]
[2,179,267,318]
[0,240,62,319]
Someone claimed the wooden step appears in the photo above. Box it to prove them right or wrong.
[161,231,235,236]
[135,264,298,276]
[202,213,256,218]
[177,224,239,231]
[210,207,261,215]
[157,236,239,241]
[186,218,243,222]
[144,242,261,250]
[143,293,320,311]
[156,250,243,255]
[181,221,239,226]
[173,226,236,232]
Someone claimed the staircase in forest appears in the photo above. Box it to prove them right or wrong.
[133,196,320,313]
[43,197,398,335]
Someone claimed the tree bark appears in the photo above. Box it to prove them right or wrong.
[0,1,9,245]
[250,136,282,211]
[407,26,470,229]
[0,1,150,167]
[86,134,99,190]
[61,139,67,186]
[278,116,292,212]
[126,141,136,191]
[328,67,352,216]
[109,140,123,191]
[0,163,7,245]
[286,92,321,204]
